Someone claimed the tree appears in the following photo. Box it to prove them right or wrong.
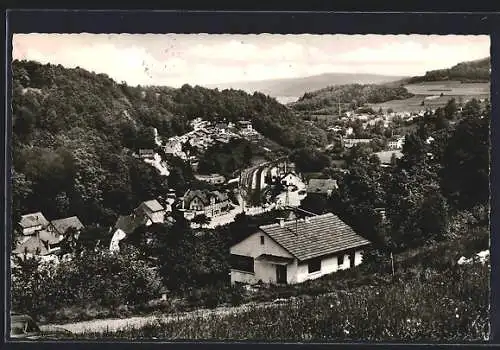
[243,143,253,166]
[192,214,211,228]
[444,98,458,120]
[135,126,157,150]
[440,115,489,209]
[462,98,482,119]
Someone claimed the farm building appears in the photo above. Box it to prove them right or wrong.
[230,213,371,285]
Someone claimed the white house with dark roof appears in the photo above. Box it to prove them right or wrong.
[229,213,371,285]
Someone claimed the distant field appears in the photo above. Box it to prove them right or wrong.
[404,81,490,96]
[369,94,490,113]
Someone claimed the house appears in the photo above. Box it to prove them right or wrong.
[181,189,230,218]
[387,136,405,150]
[139,149,155,160]
[134,199,167,225]
[194,173,226,185]
[238,120,253,131]
[109,213,149,252]
[307,179,338,197]
[13,235,52,257]
[230,213,371,285]
[19,212,49,235]
[48,216,84,237]
[14,215,84,257]
[342,138,372,148]
[215,122,229,134]
[280,172,306,191]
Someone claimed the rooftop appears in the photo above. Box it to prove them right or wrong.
[50,216,84,235]
[19,212,49,229]
[140,199,165,212]
[259,213,370,261]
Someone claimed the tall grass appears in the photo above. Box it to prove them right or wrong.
[83,261,489,342]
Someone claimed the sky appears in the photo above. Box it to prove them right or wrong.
[12,34,490,88]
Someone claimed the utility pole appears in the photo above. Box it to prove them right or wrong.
[390,251,395,277]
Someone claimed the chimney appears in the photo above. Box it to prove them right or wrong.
[304,216,311,224]
[278,217,285,228]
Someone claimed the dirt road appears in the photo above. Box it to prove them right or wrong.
[44,301,282,334]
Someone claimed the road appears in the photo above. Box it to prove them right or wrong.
[45,300,283,335]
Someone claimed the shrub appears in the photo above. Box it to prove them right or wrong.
[11,247,162,321]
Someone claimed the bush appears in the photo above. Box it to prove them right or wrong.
[11,247,163,321]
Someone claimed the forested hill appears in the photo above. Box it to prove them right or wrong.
[290,83,414,112]
[406,57,490,83]
[11,60,327,227]
[12,60,327,150]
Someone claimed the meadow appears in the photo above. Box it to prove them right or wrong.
[369,81,490,113]
[403,81,490,96]
[80,262,489,342]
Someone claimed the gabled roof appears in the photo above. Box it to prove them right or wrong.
[39,230,62,244]
[13,236,50,256]
[307,179,338,194]
[183,189,229,206]
[140,199,164,212]
[50,216,84,235]
[19,212,49,229]
[258,213,371,261]
[114,214,148,235]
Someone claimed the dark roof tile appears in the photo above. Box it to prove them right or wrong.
[259,213,370,261]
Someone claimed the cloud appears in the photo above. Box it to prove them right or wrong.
[12,34,490,87]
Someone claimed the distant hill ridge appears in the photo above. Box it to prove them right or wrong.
[204,72,407,99]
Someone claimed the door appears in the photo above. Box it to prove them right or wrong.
[276,265,287,284]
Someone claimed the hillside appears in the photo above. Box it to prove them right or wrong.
[290,83,414,112]
[204,73,406,100]
[406,57,490,83]
[11,60,327,228]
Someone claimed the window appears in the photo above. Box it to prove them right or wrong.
[338,254,344,265]
[308,257,321,273]
[231,254,254,273]
[260,236,265,245]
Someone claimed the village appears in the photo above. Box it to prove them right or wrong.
[12,112,391,286]
[9,33,490,342]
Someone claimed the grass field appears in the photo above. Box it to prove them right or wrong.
[403,81,490,96]
[368,81,490,113]
[81,262,489,342]
[369,94,489,113]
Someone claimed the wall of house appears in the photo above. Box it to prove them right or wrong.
[254,261,278,284]
[230,231,294,284]
[22,225,42,235]
[149,211,165,223]
[230,269,258,284]
[189,197,204,211]
[231,231,293,259]
[354,249,364,266]
[294,249,365,284]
